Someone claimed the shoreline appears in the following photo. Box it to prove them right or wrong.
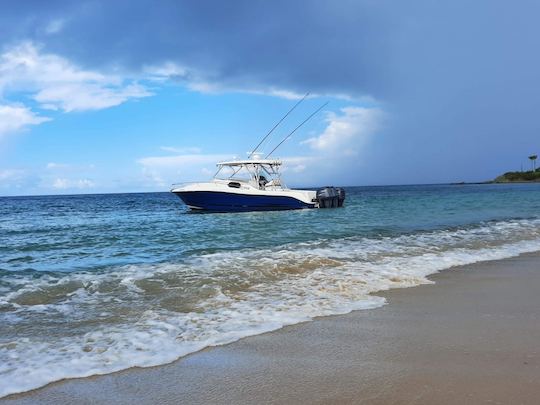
[5,252,540,404]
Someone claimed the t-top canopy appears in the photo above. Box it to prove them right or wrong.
[216,159,282,167]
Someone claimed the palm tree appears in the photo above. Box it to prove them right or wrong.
[529,155,538,172]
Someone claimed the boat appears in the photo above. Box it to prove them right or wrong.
[172,157,316,211]
[171,95,345,212]
[171,157,345,212]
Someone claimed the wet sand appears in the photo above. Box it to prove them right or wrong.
[4,252,540,404]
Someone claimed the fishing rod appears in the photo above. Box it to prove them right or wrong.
[265,101,329,158]
[248,92,310,159]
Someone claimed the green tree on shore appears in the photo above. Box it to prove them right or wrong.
[529,155,537,171]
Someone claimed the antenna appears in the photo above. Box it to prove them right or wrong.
[248,92,310,159]
[265,101,329,158]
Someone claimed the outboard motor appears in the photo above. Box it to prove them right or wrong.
[336,187,346,207]
[316,187,346,208]
[317,187,337,208]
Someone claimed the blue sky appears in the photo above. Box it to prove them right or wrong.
[1,0,539,195]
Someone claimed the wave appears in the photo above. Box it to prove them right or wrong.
[2,218,540,397]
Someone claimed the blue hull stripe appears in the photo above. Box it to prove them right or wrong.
[173,191,314,212]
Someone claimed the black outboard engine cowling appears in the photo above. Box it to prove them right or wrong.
[316,187,345,208]
[336,187,346,207]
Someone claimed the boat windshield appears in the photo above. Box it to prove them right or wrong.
[214,165,252,182]
[214,162,283,188]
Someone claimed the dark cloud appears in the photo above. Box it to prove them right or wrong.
[3,0,540,183]
[1,0,397,97]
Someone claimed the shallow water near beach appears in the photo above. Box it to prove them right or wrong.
[2,183,540,397]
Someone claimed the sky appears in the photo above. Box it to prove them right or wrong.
[1,0,539,195]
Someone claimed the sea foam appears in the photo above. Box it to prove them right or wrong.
[1,218,540,397]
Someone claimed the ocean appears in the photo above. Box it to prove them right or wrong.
[2,183,540,397]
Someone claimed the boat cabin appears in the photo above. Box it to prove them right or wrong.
[214,159,285,190]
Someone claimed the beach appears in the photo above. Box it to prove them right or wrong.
[3,0,540,402]
[5,252,540,404]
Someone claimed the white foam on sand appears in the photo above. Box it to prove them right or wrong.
[2,218,540,398]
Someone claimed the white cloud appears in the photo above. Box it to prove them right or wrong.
[52,178,69,189]
[144,62,316,100]
[160,146,202,154]
[0,42,152,113]
[34,82,150,112]
[52,178,95,190]
[0,168,33,194]
[0,104,50,137]
[280,156,316,173]
[303,106,384,154]
[0,163,99,195]
[144,62,190,82]
[45,164,97,190]
[46,162,96,172]
[77,179,95,188]
[137,153,232,187]
[137,153,229,169]
[137,151,319,189]
[46,162,69,169]
[187,81,308,100]
[140,167,167,188]
[45,19,66,34]
[0,168,26,181]
[0,44,372,141]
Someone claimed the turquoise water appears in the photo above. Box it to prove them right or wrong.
[2,184,540,396]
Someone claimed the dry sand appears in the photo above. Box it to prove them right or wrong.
[4,252,540,404]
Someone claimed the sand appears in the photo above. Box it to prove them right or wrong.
[4,252,540,404]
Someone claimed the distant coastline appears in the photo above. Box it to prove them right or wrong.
[493,169,540,183]
[452,168,540,185]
